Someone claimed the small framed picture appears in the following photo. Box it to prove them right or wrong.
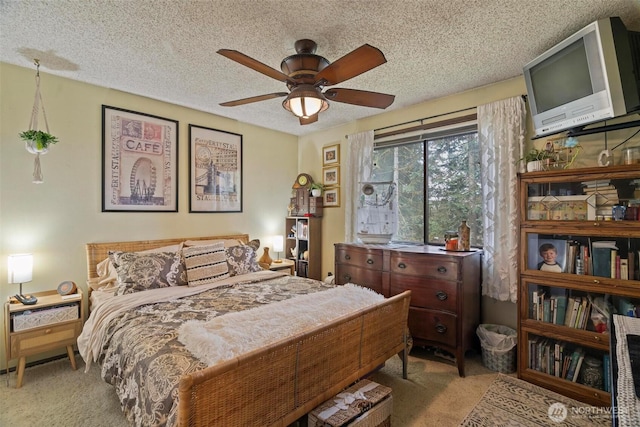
[323,187,340,207]
[322,166,340,186]
[323,144,340,166]
[527,235,567,273]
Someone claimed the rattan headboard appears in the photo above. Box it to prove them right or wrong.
[85,234,250,280]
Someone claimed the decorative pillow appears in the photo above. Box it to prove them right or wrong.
[95,244,186,289]
[226,239,262,276]
[183,242,230,287]
[183,239,243,248]
[109,250,186,295]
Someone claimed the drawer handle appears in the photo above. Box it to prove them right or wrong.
[437,266,447,274]
[435,324,447,334]
[367,258,374,264]
[436,291,448,301]
[45,329,52,334]
[343,274,352,282]
[593,279,600,284]
[398,262,406,269]
[345,254,351,260]
[593,335,600,341]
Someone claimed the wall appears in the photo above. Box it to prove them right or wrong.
[0,62,299,368]
[299,75,640,331]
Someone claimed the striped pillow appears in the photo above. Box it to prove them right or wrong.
[183,242,230,287]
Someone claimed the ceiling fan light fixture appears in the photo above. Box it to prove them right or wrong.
[282,85,328,118]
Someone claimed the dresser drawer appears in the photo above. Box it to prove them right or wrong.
[335,245,383,270]
[390,253,458,281]
[10,320,82,359]
[390,276,457,312]
[408,308,457,348]
[335,264,384,294]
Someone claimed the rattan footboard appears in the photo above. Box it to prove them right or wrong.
[177,290,411,427]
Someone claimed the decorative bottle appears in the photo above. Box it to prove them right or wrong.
[258,247,273,269]
[458,220,470,251]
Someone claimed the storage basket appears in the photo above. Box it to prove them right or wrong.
[308,379,392,427]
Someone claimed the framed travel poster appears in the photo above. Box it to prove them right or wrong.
[189,124,243,213]
[102,105,178,212]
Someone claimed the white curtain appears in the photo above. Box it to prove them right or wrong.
[478,96,526,302]
[345,130,374,243]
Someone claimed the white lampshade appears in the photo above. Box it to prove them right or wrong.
[272,235,284,253]
[282,85,329,118]
[8,254,33,284]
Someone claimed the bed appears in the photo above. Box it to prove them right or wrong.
[80,234,411,426]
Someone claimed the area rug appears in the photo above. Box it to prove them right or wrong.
[460,374,611,426]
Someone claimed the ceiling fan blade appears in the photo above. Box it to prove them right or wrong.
[314,44,387,86]
[220,92,288,107]
[217,49,293,83]
[300,115,318,125]
[324,88,395,109]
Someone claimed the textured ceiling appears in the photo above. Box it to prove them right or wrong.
[2,0,640,136]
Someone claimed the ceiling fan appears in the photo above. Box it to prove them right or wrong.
[217,39,395,125]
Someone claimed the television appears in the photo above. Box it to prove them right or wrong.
[524,17,640,138]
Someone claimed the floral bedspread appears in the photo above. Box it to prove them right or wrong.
[95,274,334,426]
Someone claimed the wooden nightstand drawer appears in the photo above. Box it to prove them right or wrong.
[10,320,81,359]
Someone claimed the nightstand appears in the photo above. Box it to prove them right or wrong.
[4,289,84,387]
[269,259,295,275]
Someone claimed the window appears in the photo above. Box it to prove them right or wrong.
[371,122,483,247]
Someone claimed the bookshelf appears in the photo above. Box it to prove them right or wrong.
[285,216,322,280]
[518,164,640,407]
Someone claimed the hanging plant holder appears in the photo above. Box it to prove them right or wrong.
[19,59,58,184]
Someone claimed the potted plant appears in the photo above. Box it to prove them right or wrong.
[19,129,58,153]
[310,182,325,197]
[519,148,555,172]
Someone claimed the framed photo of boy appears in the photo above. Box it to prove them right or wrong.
[527,235,567,273]
[322,144,340,166]
[102,105,178,212]
[189,124,242,213]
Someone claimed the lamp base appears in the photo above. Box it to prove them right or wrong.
[14,294,38,305]
[273,259,283,263]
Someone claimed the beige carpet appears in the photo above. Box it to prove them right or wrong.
[0,347,497,426]
[460,374,612,427]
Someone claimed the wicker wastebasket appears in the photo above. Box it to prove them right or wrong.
[477,324,517,373]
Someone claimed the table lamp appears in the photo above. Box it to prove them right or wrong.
[273,235,284,263]
[8,253,37,305]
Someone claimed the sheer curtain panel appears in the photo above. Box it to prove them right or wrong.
[345,130,374,243]
[478,96,526,302]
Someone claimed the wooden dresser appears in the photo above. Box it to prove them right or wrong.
[334,243,482,376]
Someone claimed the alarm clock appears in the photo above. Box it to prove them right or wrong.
[57,281,77,296]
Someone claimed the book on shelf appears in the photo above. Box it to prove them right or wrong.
[603,354,611,392]
[566,348,584,382]
[611,250,618,279]
[567,297,581,328]
[581,180,611,188]
[571,352,586,382]
[591,241,619,278]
